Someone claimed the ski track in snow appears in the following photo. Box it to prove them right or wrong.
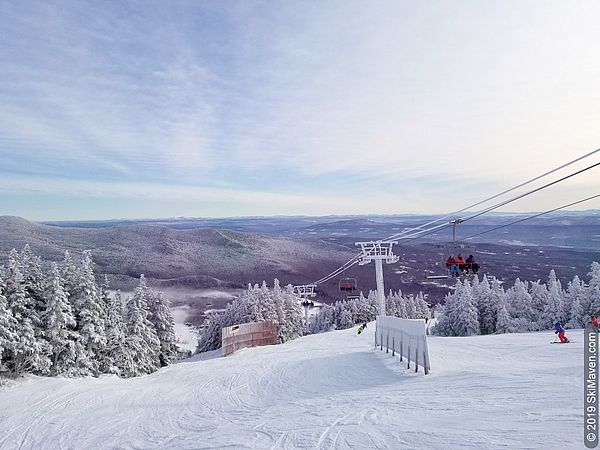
[0,327,585,449]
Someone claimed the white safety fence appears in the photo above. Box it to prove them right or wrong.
[375,316,431,374]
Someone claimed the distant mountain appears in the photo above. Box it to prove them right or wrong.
[0,216,355,292]
[3,214,600,328]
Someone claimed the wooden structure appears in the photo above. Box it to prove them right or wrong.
[221,321,278,357]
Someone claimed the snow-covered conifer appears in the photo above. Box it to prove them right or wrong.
[124,275,161,376]
[148,291,178,366]
[495,302,510,334]
[5,257,50,375]
[588,262,600,317]
[72,251,107,375]
[43,263,79,375]
[541,270,565,329]
[0,276,18,372]
[103,290,130,375]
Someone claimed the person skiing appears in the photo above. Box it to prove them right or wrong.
[554,321,569,343]
[362,322,367,330]
[357,324,364,335]
[592,315,599,329]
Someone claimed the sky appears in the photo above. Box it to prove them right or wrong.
[1,0,600,221]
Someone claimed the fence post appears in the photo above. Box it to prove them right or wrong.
[415,343,419,373]
[374,324,378,348]
[399,332,403,362]
[407,341,411,370]
[392,335,395,357]
[386,332,389,353]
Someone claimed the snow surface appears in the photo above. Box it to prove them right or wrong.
[0,326,585,449]
[171,306,199,353]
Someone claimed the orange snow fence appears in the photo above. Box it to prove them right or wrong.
[221,321,278,357]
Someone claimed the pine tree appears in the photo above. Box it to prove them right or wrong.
[588,262,600,318]
[72,251,107,375]
[148,291,178,366]
[541,270,565,329]
[506,278,534,321]
[280,287,304,340]
[18,245,46,330]
[338,308,354,329]
[61,250,79,297]
[452,280,480,336]
[43,263,80,375]
[124,275,161,376]
[529,281,549,323]
[495,301,510,334]
[5,256,50,375]
[103,290,130,375]
[0,275,19,373]
[566,276,586,328]
[414,292,430,320]
[309,304,335,334]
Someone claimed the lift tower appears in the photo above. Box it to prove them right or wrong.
[292,284,317,327]
[355,240,399,317]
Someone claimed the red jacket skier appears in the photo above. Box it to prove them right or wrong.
[592,315,599,329]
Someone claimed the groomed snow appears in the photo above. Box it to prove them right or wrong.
[0,325,584,449]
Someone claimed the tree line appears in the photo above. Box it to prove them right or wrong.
[0,246,179,378]
[197,282,433,352]
[432,262,600,336]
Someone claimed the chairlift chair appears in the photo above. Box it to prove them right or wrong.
[339,277,357,292]
[426,219,481,279]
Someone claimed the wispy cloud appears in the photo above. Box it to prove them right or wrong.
[1,1,600,219]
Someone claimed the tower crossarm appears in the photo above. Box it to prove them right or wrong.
[355,240,399,265]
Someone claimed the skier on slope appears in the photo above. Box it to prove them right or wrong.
[591,315,599,329]
[554,322,569,343]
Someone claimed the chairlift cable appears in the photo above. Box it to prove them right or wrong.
[458,160,600,224]
[384,147,600,242]
[303,148,600,288]
[461,193,600,241]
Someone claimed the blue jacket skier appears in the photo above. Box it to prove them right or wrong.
[554,322,569,343]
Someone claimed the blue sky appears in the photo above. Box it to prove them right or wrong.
[1,0,600,220]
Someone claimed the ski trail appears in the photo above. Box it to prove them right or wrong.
[0,327,586,449]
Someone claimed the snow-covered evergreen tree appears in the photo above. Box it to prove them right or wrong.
[452,280,480,336]
[4,257,50,375]
[103,290,130,376]
[18,245,46,331]
[0,275,18,373]
[43,262,80,375]
[588,262,600,318]
[541,270,565,329]
[414,292,430,320]
[61,250,79,297]
[472,275,497,334]
[529,280,548,323]
[338,307,354,329]
[565,275,586,328]
[495,301,510,334]
[124,275,161,376]
[309,304,335,334]
[280,286,304,340]
[433,280,479,337]
[72,250,107,375]
[148,291,178,366]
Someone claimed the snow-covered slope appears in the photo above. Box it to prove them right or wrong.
[0,326,583,449]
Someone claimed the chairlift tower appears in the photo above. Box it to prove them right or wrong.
[355,240,399,317]
[292,284,316,327]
